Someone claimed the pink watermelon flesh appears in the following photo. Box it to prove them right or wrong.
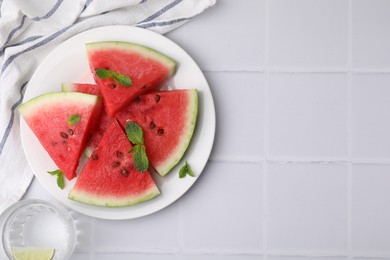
[68,119,160,207]
[18,92,103,180]
[86,42,176,117]
[62,82,101,96]
[116,89,198,176]
[62,82,112,157]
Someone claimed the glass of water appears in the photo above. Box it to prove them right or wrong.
[1,199,76,259]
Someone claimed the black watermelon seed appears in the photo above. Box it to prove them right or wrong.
[68,129,74,136]
[61,132,68,138]
[115,151,124,158]
[154,94,161,102]
[135,96,141,103]
[121,169,129,176]
[112,161,121,167]
[92,154,99,160]
[149,121,156,129]
[111,84,116,89]
[157,128,164,135]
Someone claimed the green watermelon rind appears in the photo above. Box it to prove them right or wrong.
[18,92,101,118]
[61,83,76,92]
[157,89,199,176]
[86,41,176,77]
[68,184,160,207]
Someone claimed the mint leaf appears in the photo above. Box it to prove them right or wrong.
[126,121,144,145]
[95,68,113,79]
[132,144,149,172]
[56,172,65,190]
[47,169,62,176]
[113,72,132,87]
[95,68,132,87]
[68,114,80,125]
[47,169,65,189]
[179,161,195,178]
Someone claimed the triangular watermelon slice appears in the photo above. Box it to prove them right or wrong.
[86,41,176,117]
[116,89,198,176]
[62,82,113,157]
[62,82,101,96]
[18,92,103,180]
[68,120,160,207]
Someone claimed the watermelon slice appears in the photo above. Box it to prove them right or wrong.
[18,92,103,180]
[62,82,101,96]
[86,41,176,117]
[116,89,198,176]
[62,82,112,157]
[68,120,160,207]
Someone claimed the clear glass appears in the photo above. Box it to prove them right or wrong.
[1,199,76,260]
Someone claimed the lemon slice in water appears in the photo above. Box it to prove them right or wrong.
[12,247,55,260]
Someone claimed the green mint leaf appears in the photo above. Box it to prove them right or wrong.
[95,68,113,79]
[126,121,144,145]
[179,161,195,178]
[68,114,81,125]
[47,169,65,189]
[56,172,65,190]
[128,145,139,153]
[132,144,149,172]
[47,169,62,176]
[113,72,132,87]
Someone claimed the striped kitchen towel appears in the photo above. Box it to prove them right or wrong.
[0,0,216,214]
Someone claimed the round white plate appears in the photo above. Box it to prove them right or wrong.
[20,26,215,220]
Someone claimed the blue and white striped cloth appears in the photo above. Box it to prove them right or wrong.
[0,0,216,214]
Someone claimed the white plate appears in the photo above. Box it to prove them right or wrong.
[20,26,215,220]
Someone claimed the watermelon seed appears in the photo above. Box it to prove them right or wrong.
[92,154,99,160]
[149,121,156,129]
[111,84,116,89]
[121,169,129,176]
[62,140,67,145]
[68,129,74,136]
[135,96,141,103]
[154,94,161,102]
[112,161,121,167]
[61,132,68,138]
[116,151,124,158]
[157,128,164,135]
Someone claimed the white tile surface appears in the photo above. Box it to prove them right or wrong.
[167,0,266,71]
[267,163,348,251]
[351,164,390,253]
[181,161,262,252]
[268,73,348,160]
[93,253,177,260]
[181,255,262,260]
[351,74,390,160]
[268,257,347,260]
[93,202,180,251]
[206,72,264,162]
[268,0,348,68]
[351,0,390,68]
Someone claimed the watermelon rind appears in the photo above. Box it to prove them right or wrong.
[86,41,176,77]
[18,92,100,118]
[61,82,76,92]
[158,89,198,176]
[68,185,160,207]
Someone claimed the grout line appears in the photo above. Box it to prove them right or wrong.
[201,68,390,74]
[209,158,390,165]
[263,0,270,258]
[347,0,353,258]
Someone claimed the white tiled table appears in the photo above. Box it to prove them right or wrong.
[23,0,390,259]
